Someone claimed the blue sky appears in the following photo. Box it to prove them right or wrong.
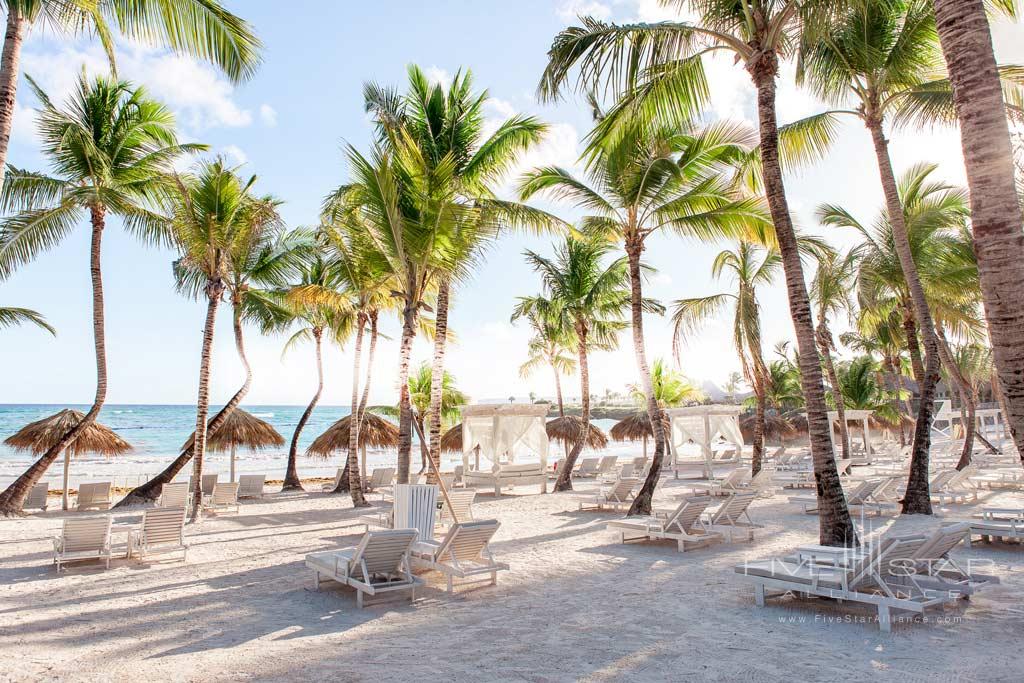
[1,1,1021,407]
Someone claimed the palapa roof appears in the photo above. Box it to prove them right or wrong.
[3,409,132,457]
[546,416,608,449]
[306,412,399,457]
[609,411,671,442]
[180,408,284,453]
[440,423,463,453]
[739,412,798,443]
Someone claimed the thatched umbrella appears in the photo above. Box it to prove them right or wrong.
[547,416,609,450]
[740,412,797,445]
[180,409,284,482]
[609,411,666,458]
[440,423,463,454]
[307,413,399,479]
[3,408,132,510]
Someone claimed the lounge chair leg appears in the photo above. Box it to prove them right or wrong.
[754,583,765,607]
[357,591,364,609]
[312,570,320,591]
[447,575,454,593]
[878,605,891,632]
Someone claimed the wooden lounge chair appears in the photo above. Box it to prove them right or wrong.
[595,455,618,477]
[53,516,112,571]
[607,495,721,552]
[25,482,49,511]
[704,492,761,542]
[238,474,266,499]
[930,468,978,505]
[203,482,239,515]
[75,481,112,511]
[576,477,641,511]
[306,529,422,608]
[393,484,438,541]
[968,508,1024,545]
[741,468,775,497]
[365,467,396,495]
[688,468,748,497]
[790,478,889,515]
[159,482,189,508]
[411,520,508,593]
[128,506,188,562]
[575,457,602,478]
[439,489,476,527]
[201,474,218,496]
[321,467,344,492]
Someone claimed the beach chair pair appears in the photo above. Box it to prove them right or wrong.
[52,507,189,571]
[790,477,898,516]
[575,477,640,511]
[76,481,112,511]
[735,524,998,631]
[607,495,720,552]
[688,468,749,496]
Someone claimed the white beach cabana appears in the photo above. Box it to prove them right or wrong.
[460,403,549,495]
[828,409,874,457]
[665,405,745,479]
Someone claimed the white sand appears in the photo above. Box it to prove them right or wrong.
[1,475,1022,682]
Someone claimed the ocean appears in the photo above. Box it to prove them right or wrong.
[0,404,627,490]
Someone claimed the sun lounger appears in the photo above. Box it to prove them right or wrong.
[203,482,239,515]
[321,467,344,492]
[75,481,112,511]
[306,529,422,608]
[576,477,640,511]
[365,467,396,495]
[464,462,547,496]
[575,457,602,478]
[929,468,978,505]
[159,481,190,508]
[238,474,266,499]
[688,468,748,496]
[201,474,218,496]
[411,520,508,593]
[968,508,1024,545]
[128,506,188,562]
[53,516,112,571]
[25,482,49,511]
[439,488,476,527]
[790,477,896,515]
[742,468,775,497]
[393,484,438,541]
[704,492,761,542]
[607,495,721,552]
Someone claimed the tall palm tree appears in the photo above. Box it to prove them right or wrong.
[834,356,904,441]
[513,298,577,417]
[539,1,857,545]
[166,158,274,521]
[518,236,645,492]
[671,241,780,476]
[0,0,261,188]
[932,0,1024,463]
[795,0,1022,512]
[629,358,704,408]
[0,305,53,333]
[0,74,196,516]
[810,251,858,460]
[519,121,769,514]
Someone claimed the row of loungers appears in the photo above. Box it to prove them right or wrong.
[27,474,267,513]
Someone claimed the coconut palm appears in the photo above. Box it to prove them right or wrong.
[538,1,856,545]
[0,305,53,334]
[518,236,651,492]
[519,121,770,513]
[933,0,1024,465]
[948,342,996,468]
[629,358,703,408]
[842,312,913,445]
[762,359,804,413]
[0,0,261,189]
[834,356,904,446]
[512,296,577,417]
[0,74,197,516]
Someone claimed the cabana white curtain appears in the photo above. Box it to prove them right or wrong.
[461,404,549,471]
[665,405,745,477]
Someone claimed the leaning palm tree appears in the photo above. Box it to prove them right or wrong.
[519,120,770,514]
[538,0,857,544]
[0,0,262,187]
[517,236,646,492]
[0,74,197,516]
[932,0,1024,465]
[0,305,53,334]
[512,295,577,417]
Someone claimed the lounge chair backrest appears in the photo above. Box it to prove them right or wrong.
[351,529,418,576]
[748,469,773,489]
[77,481,112,508]
[605,477,640,502]
[846,478,881,505]
[238,474,265,498]
[435,520,500,563]
[141,507,186,547]
[437,472,456,490]
[577,457,600,474]
[26,482,49,510]
[618,463,636,479]
[930,469,956,491]
[597,455,618,473]
[453,465,464,483]
[916,523,969,561]
[945,468,974,490]
[665,495,712,533]
[440,489,476,523]
[720,468,747,488]
[201,474,218,495]
[867,477,900,502]
[836,459,853,476]
[333,468,344,488]
[61,516,111,553]
[212,482,239,505]
[159,482,189,508]
[709,492,757,525]
[631,456,647,469]
[367,468,387,489]
[393,484,437,542]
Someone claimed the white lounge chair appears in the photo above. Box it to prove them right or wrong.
[607,495,721,552]
[743,468,775,497]
[704,492,761,542]
[201,473,218,496]
[25,482,49,511]
[575,457,602,478]
[75,481,112,511]
[128,506,188,563]
[306,528,422,607]
[411,520,508,593]
[688,468,749,497]
[238,474,266,499]
[53,516,112,571]
[365,467,396,496]
[969,508,1024,545]
[576,477,641,512]
[321,467,344,492]
[595,455,618,477]
[930,468,978,505]
[203,482,239,515]
[393,484,438,541]
[159,481,189,508]
[790,477,896,516]
[439,489,476,527]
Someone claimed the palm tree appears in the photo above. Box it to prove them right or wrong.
[630,358,703,408]
[724,371,745,402]
[0,305,53,334]
[671,241,780,476]
[948,342,996,468]
[166,158,274,521]
[762,358,804,414]
[519,121,768,514]
[810,250,858,460]
[0,73,196,516]
[933,0,1024,465]
[834,356,904,448]
[518,236,644,492]
[512,297,577,417]
[539,1,857,545]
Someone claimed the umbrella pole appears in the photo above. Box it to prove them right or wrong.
[361,443,367,482]
[62,449,70,511]
[230,443,236,483]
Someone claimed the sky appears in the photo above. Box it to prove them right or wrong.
[1,1,1022,408]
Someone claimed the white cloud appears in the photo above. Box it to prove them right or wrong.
[557,0,612,22]
[258,103,277,127]
[221,144,248,166]
[423,65,452,87]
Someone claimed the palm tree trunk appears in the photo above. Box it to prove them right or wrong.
[867,118,939,514]
[336,311,381,493]
[0,205,107,515]
[395,301,418,484]
[902,307,926,385]
[751,374,767,476]
[883,356,907,447]
[748,58,856,546]
[624,239,668,515]
[555,323,589,492]
[933,0,1024,464]
[550,359,565,417]
[0,8,27,190]
[347,315,368,506]
[817,323,850,460]
[116,299,252,507]
[189,280,224,522]
[283,328,324,491]
[933,328,978,468]
[427,278,450,484]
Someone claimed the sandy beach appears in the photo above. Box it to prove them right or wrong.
[1,473,1022,683]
